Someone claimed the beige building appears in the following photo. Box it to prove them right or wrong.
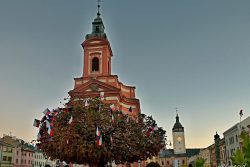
[223,116,250,165]
[0,139,14,167]
[159,114,200,167]
[199,147,211,167]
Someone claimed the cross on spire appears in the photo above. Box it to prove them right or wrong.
[97,0,101,16]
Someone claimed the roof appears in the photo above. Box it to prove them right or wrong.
[172,114,184,132]
[160,149,201,158]
[0,139,13,147]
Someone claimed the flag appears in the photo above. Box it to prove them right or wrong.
[68,115,73,124]
[154,126,159,131]
[33,119,40,128]
[43,108,50,115]
[110,104,115,111]
[85,99,89,107]
[96,127,101,136]
[40,116,46,123]
[48,127,54,136]
[100,92,105,101]
[97,135,102,146]
[240,109,243,117]
[126,116,129,123]
[110,136,113,143]
[45,120,51,129]
[129,107,132,112]
[37,133,41,141]
[146,127,153,136]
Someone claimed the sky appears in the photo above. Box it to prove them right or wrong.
[0,0,250,148]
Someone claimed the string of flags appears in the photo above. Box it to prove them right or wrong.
[33,94,158,147]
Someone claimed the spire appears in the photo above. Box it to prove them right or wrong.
[85,0,107,40]
[172,112,184,132]
[97,0,101,17]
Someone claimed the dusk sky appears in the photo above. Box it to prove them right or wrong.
[0,0,250,148]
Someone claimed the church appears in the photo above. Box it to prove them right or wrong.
[67,3,140,117]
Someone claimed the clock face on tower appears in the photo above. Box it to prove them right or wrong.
[177,136,182,142]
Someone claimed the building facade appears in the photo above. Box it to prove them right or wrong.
[159,114,200,167]
[223,116,250,165]
[1,135,35,167]
[0,139,14,167]
[68,3,140,117]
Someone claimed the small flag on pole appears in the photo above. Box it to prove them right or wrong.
[110,104,115,111]
[43,108,50,115]
[37,133,41,141]
[98,135,102,146]
[33,119,40,128]
[240,109,243,117]
[84,99,89,107]
[96,127,101,136]
[100,92,104,101]
[68,116,73,124]
[126,116,129,123]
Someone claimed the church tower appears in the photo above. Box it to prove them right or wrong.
[172,114,186,154]
[68,2,140,116]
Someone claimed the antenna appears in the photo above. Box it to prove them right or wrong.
[176,107,178,115]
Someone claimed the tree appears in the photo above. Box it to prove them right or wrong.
[146,162,161,167]
[231,149,245,166]
[231,130,250,166]
[194,157,205,167]
[36,98,166,167]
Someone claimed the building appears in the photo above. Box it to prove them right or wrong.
[159,114,201,167]
[0,139,14,167]
[223,116,250,165]
[1,135,34,167]
[67,2,140,117]
[199,146,211,167]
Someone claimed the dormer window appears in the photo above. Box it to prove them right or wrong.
[92,57,99,72]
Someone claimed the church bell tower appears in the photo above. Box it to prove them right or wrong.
[68,1,141,116]
[172,114,186,154]
[82,3,112,78]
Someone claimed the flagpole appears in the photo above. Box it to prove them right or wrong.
[239,109,243,134]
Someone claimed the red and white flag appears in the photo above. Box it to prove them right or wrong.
[84,99,89,107]
[68,116,73,124]
[43,108,50,115]
[96,127,101,136]
[33,119,40,128]
[100,92,105,101]
[110,104,115,111]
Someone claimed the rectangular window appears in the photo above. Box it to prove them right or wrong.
[8,157,12,162]
[17,150,19,155]
[3,147,7,152]
[16,158,18,164]
[2,156,7,161]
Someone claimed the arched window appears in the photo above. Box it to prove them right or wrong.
[92,57,99,72]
